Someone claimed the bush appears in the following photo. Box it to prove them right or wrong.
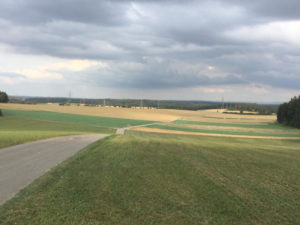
[0,109,2,117]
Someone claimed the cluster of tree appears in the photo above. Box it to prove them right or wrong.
[277,96,300,128]
[226,103,277,115]
[0,91,8,103]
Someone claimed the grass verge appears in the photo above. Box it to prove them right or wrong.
[0,131,299,224]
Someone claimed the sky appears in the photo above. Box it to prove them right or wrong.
[0,0,300,102]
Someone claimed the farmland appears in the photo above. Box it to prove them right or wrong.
[0,103,300,224]
[0,103,180,122]
[1,103,299,139]
[0,103,276,123]
[2,109,157,128]
[141,119,300,139]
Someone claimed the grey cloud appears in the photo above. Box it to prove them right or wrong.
[62,59,246,90]
[226,0,300,20]
[0,0,128,26]
[0,0,299,94]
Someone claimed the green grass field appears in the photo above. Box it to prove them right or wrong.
[2,109,157,128]
[1,131,299,225]
[0,116,114,148]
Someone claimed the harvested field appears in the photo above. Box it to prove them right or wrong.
[1,103,284,138]
[0,103,180,122]
[0,103,276,124]
[183,109,276,124]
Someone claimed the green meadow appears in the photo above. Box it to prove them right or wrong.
[0,131,299,225]
[0,116,114,148]
[2,109,157,128]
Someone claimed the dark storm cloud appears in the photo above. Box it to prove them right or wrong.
[0,0,128,25]
[0,0,299,91]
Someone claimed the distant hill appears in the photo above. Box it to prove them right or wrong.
[8,96,278,113]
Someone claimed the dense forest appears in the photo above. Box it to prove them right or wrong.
[277,96,300,128]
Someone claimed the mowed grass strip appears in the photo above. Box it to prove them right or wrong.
[0,132,299,225]
[148,124,300,137]
[174,119,290,130]
[0,116,114,148]
[2,109,157,128]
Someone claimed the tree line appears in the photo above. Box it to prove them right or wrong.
[9,97,223,110]
[0,90,9,117]
[9,96,279,113]
[226,103,277,115]
[0,91,8,103]
[277,95,300,128]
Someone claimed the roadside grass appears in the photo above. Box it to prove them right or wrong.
[2,109,157,128]
[148,124,300,137]
[0,116,114,148]
[0,131,299,225]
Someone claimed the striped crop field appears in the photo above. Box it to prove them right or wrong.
[2,109,157,128]
[146,124,300,138]
[173,119,290,130]
[0,103,276,124]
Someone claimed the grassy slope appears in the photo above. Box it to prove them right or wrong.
[1,131,299,225]
[148,124,300,137]
[0,116,114,148]
[2,109,157,128]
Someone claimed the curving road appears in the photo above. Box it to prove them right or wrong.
[0,134,108,205]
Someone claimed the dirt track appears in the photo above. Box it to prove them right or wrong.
[0,134,107,205]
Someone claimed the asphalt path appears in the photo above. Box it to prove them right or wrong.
[0,134,108,205]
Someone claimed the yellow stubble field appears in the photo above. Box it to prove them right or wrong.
[0,103,276,124]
